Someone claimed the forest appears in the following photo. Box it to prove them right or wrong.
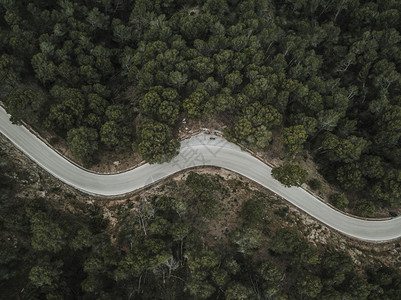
[2,0,401,213]
[1,142,401,299]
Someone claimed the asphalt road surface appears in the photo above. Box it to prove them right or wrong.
[1,106,400,242]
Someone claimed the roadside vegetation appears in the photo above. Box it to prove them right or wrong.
[1,142,401,299]
[2,0,401,214]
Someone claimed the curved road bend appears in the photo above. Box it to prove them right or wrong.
[1,107,400,242]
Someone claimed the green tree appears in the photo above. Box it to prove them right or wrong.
[183,89,211,118]
[322,251,353,286]
[31,53,57,84]
[185,280,215,300]
[245,102,282,128]
[170,222,191,260]
[271,164,308,187]
[299,244,320,265]
[57,61,80,85]
[299,90,324,113]
[241,197,265,225]
[332,136,369,163]
[269,229,300,255]
[252,125,273,149]
[344,275,372,300]
[290,113,318,136]
[190,55,214,80]
[214,91,234,112]
[298,274,323,298]
[29,260,63,290]
[30,212,66,253]
[6,88,44,124]
[281,125,308,155]
[100,121,119,147]
[336,164,366,191]
[79,65,101,84]
[70,228,93,251]
[105,105,125,123]
[140,86,180,125]
[185,248,219,298]
[308,178,322,191]
[112,19,133,44]
[360,155,384,179]
[87,7,109,31]
[225,71,243,90]
[169,70,188,90]
[67,126,99,161]
[329,193,349,210]
[0,54,22,88]
[225,282,254,300]
[46,88,85,132]
[370,169,401,206]
[258,261,281,284]
[231,227,262,254]
[149,216,170,236]
[115,237,171,280]
[230,101,280,150]
[320,133,369,163]
[355,201,376,217]
[316,109,342,132]
[136,120,179,163]
[88,93,108,116]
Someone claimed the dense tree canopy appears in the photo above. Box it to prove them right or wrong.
[1,0,401,215]
[2,1,401,298]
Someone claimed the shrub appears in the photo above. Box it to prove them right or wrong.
[308,178,322,191]
[329,193,349,210]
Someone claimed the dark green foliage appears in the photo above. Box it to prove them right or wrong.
[321,251,353,286]
[299,244,320,266]
[100,103,133,149]
[241,197,265,224]
[269,228,300,255]
[230,226,262,254]
[67,126,98,162]
[30,211,66,253]
[139,86,180,125]
[271,164,308,187]
[29,259,64,292]
[185,172,222,219]
[2,148,401,299]
[281,125,308,155]
[136,120,179,164]
[45,87,86,132]
[5,88,45,124]
[225,282,255,300]
[183,89,211,118]
[355,201,376,217]
[308,178,322,191]
[2,4,401,300]
[2,0,401,214]
[297,273,323,298]
[330,193,349,210]
[0,151,101,299]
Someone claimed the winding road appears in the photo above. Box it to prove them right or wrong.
[1,107,400,242]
